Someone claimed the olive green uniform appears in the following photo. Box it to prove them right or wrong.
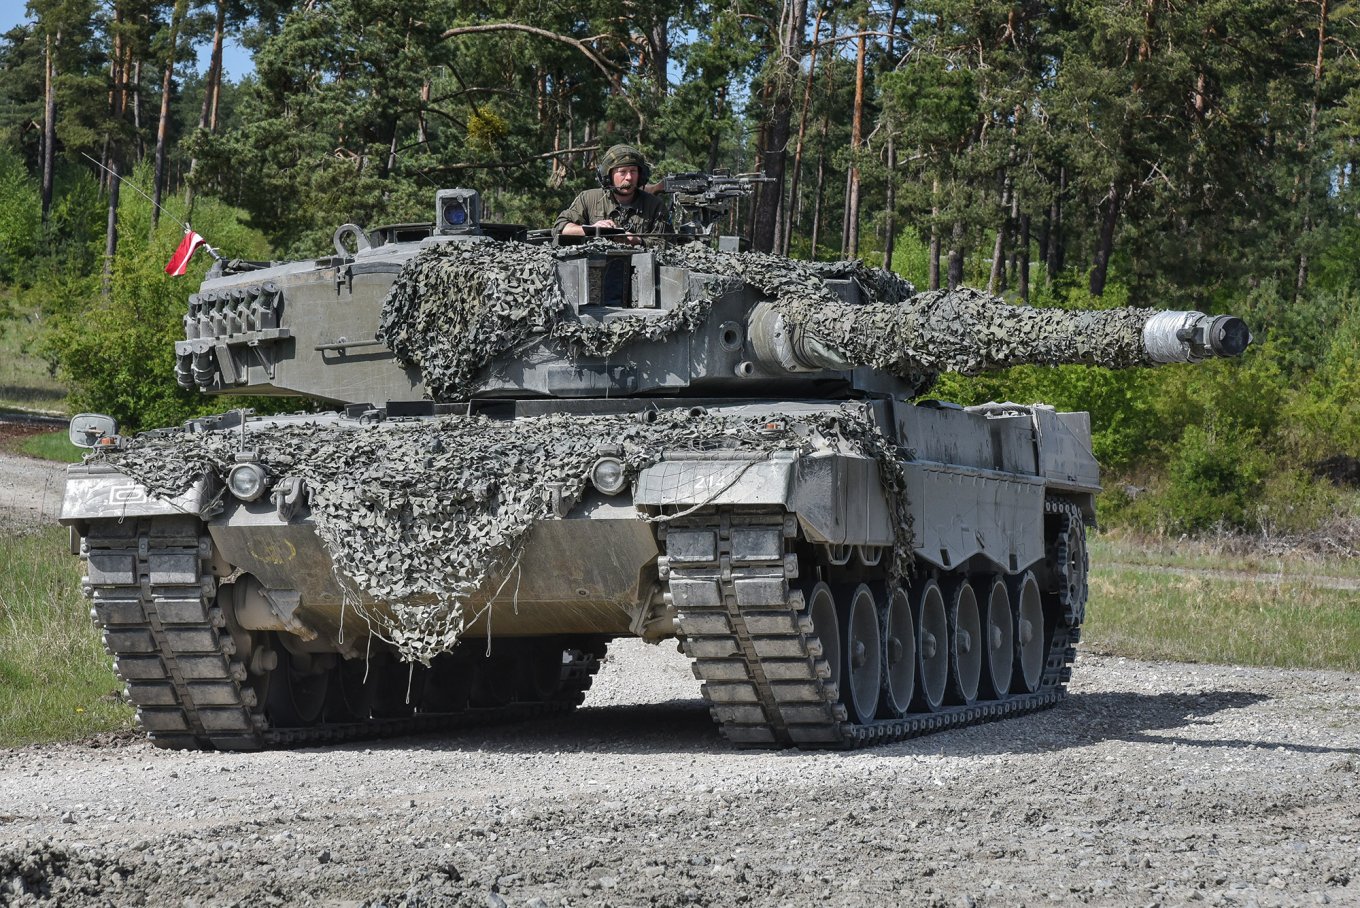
[553,188,672,237]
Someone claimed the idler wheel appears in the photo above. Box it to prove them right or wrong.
[981,577,1014,699]
[1008,571,1046,694]
[879,586,916,718]
[806,582,841,702]
[837,584,882,725]
[945,579,982,705]
[912,579,949,712]
[264,637,330,727]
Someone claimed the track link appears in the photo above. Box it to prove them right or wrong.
[663,504,1082,749]
[83,517,599,750]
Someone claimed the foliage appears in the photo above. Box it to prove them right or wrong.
[0,1,1358,538]
[45,163,275,431]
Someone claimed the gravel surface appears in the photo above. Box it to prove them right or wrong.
[1,641,1357,908]
[2,445,1357,907]
[0,440,66,531]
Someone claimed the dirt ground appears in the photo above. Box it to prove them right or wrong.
[1,641,1357,908]
[1,441,1358,907]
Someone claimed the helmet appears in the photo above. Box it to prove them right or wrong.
[596,144,651,190]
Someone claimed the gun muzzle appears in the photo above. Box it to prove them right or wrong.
[1142,311,1253,363]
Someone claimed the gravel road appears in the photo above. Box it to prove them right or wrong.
[2,641,1357,908]
[0,442,66,530]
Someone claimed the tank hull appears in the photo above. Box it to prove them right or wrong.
[62,398,1097,749]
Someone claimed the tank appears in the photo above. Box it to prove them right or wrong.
[58,179,1251,750]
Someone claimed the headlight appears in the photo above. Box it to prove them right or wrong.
[590,457,627,495]
[227,462,268,501]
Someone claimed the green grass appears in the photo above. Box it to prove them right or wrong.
[1084,565,1360,670]
[0,525,133,745]
[0,307,67,415]
[1090,531,1360,581]
[13,428,85,463]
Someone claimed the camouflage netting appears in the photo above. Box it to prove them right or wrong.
[378,240,723,400]
[664,245,1158,376]
[93,405,911,663]
[377,240,1159,401]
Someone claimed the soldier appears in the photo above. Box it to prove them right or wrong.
[554,144,672,244]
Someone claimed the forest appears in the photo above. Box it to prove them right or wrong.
[0,0,1358,541]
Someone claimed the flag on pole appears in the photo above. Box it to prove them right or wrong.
[164,229,208,276]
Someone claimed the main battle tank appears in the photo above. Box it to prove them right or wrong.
[59,180,1251,750]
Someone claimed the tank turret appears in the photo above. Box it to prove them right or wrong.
[62,180,1252,752]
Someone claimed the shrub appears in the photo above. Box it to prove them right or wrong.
[1154,424,1269,534]
[46,165,278,431]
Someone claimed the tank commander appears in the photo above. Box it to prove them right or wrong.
[554,144,672,244]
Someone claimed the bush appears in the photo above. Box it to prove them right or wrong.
[1152,424,1269,535]
[0,146,41,286]
[46,164,277,431]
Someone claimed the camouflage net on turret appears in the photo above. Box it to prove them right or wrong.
[377,240,1158,401]
[664,245,1158,376]
[93,405,911,663]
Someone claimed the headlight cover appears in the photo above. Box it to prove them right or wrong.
[227,462,269,501]
[590,456,627,495]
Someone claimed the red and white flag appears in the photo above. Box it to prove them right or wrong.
[164,229,208,276]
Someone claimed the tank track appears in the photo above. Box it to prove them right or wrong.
[82,517,600,750]
[662,500,1083,748]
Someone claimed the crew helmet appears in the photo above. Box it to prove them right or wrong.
[596,144,651,190]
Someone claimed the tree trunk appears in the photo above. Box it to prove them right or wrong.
[152,0,188,228]
[988,177,1011,293]
[132,59,143,161]
[809,102,831,260]
[1046,167,1065,281]
[752,0,806,253]
[1295,0,1329,299]
[185,0,225,206]
[882,137,896,271]
[928,178,940,290]
[1018,213,1030,303]
[843,28,867,258]
[781,5,825,256]
[1090,183,1122,297]
[41,29,59,222]
[947,221,964,290]
[880,0,901,270]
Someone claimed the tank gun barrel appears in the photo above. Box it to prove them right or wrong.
[746,297,1253,378]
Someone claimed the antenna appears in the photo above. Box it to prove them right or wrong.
[81,152,223,261]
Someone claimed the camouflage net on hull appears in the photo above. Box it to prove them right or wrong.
[377,240,1157,400]
[93,405,911,663]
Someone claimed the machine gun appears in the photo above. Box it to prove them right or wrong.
[660,170,772,236]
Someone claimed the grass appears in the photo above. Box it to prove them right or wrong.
[0,307,67,415]
[1090,530,1360,581]
[13,428,84,463]
[1084,565,1360,670]
[0,525,133,746]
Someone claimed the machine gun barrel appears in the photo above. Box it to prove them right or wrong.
[746,296,1252,377]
